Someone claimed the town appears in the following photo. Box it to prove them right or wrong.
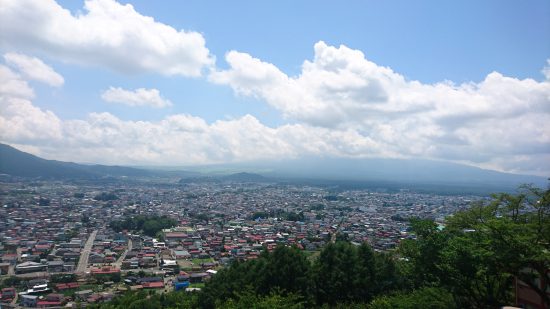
[0,178,481,307]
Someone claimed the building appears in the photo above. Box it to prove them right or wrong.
[15,261,47,274]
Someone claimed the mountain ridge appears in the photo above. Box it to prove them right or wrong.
[0,143,546,192]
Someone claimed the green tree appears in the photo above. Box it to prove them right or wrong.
[368,287,456,309]
[219,289,305,309]
[446,185,550,307]
[398,218,447,288]
[312,242,387,305]
[439,230,513,308]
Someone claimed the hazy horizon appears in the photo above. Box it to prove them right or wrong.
[0,0,549,177]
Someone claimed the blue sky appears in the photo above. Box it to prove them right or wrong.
[0,0,549,175]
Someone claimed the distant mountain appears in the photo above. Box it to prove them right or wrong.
[265,157,547,187]
[1,143,546,192]
[0,143,154,179]
[179,172,269,184]
[221,172,268,182]
[184,157,547,193]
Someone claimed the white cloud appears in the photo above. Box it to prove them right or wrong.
[3,53,64,87]
[0,0,214,76]
[543,59,550,80]
[101,87,172,108]
[210,41,550,175]
[0,65,63,142]
[0,66,390,167]
[0,32,548,176]
[0,64,34,99]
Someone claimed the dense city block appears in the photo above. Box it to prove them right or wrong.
[0,178,480,307]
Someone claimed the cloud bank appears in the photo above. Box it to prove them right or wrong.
[211,41,550,175]
[0,0,214,76]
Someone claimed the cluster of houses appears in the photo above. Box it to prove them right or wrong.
[0,179,479,307]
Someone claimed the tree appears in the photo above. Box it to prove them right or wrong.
[109,215,177,237]
[219,289,305,309]
[1,276,22,289]
[50,273,77,283]
[313,242,358,304]
[312,242,387,305]
[398,219,447,288]
[368,287,456,309]
[446,185,550,307]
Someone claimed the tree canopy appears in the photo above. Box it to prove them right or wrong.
[109,215,177,237]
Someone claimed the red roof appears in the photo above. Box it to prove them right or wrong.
[55,283,68,290]
[37,301,62,306]
[91,267,120,274]
[165,232,186,238]
[142,281,164,288]
[55,282,79,290]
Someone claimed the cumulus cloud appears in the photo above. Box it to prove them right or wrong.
[0,33,548,175]
[101,87,173,108]
[3,53,64,87]
[0,63,389,166]
[0,65,35,99]
[210,41,550,175]
[0,65,63,142]
[0,0,214,76]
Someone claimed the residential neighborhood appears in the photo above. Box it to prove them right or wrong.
[0,178,479,307]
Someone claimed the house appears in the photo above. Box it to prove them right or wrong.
[15,261,47,274]
[63,263,75,272]
[0,263,10,275]
[173,250,190,259]
[88,253,105,264]
[189,272,209,283]
[174,281,190,291]
[142,281,164,289]
[62,252,80,262]
[165,232,187,241]
[137,277,163,285]
[20,254,40,262]
[91,266,120,275]
[54,282,79,291]
[139,256,156,268]
[1,253,17,265]
[27,279,48,289]
[161,259,178,268]
[121,258,139,269]
[20,294,38,307]
[1,287,16,301]
[36,293,65,307]
[74,290,93,301]
[47,260,64,273]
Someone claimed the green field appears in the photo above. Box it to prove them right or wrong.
[191,257,214,265]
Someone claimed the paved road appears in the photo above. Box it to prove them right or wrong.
[113,238,132,269]
[76,230,97,273]
[7,248,24,276]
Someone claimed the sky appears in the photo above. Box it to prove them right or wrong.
[0,0,549,176]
